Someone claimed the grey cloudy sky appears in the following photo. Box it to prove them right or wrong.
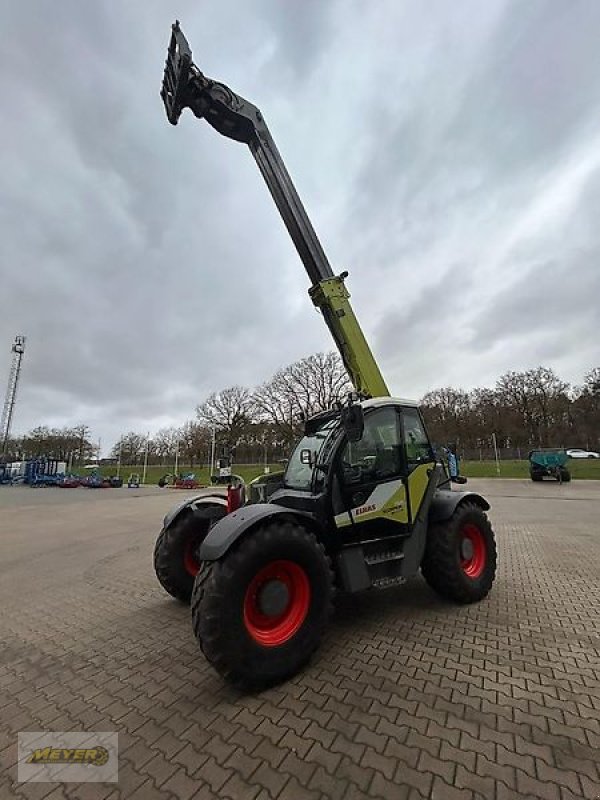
[1,0,599,452]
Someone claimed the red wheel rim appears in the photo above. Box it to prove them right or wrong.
[243,560,310,647]
[183,538,200,577]
[460,523,486,578]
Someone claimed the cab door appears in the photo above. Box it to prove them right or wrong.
[334,406,409,538]
[399,406,436,521]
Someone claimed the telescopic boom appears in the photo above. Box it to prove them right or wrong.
[161,21,389,398]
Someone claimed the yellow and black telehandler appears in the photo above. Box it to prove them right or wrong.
[153,22,497,688]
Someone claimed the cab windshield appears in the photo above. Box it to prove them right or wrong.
[284,418,339,491]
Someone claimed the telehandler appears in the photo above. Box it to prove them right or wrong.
[154,22,497,688]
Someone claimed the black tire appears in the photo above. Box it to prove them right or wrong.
[530,471,543,482]
[560,468,571,483]
[191,520,334,689]
[421,502,497,604]
[154,505,226,603]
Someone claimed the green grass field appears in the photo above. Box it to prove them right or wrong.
[80,458,600,484]
[462,458,600,479]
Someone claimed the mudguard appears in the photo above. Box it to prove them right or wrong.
[199,503,314,561]
[162,492,227,530]
[428,488,490,524]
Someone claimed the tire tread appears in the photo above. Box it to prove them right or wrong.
[191,520,334,689]
[154,505,224,603]
[421,502,496,604]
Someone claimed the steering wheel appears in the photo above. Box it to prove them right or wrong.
[341,460,363,483]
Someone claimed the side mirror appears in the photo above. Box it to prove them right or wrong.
[300,449,313,466]
[341,404,364,443]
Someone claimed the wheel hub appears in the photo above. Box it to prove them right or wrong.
[460,538,474,561]
[460,523,486,579]
[256,579,290,617]
[243,560,311,647]
[183,539,201,577]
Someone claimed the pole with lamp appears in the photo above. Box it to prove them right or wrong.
[491,432,501,475]
[142,433,150,485]
[210,425,216,478]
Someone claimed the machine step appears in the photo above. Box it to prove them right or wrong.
[371,574,407,589]
[363,540,406,587]
[364,550,404,566]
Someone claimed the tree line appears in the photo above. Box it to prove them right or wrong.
[421,366,600,458]
[109,352,352,467]
[2,424,97,465]
[3,358,598,466]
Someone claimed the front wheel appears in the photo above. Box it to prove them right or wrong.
[421,502,497,604]
[154,505,226,603]
[191,521,334,689]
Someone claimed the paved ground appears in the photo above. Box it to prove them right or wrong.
[0,480,598,799]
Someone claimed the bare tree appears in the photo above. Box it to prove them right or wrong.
[110,432,147,465]
[495,367,569,447]
[179,421,211,468]
[420,387,471,447]
[153,427,180,465]
[494,370,534,448]
[527,366,570,446]
[468,387,509,449]
[573,367,600,449]
[19,425,96,463]
[196,386,255,449]
[71,424,96,465]
[253,352,352,445]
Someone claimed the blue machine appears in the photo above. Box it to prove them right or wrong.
[25,459,64,486]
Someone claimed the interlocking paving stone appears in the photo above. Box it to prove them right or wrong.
[1,480,599,799]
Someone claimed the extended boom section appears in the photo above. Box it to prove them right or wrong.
[309,277,389,398]
[161,21,388,398]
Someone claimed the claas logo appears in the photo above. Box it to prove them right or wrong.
[26,746,109,766]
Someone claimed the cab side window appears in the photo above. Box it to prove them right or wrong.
[401,408,434,471]
[340,407,402,485]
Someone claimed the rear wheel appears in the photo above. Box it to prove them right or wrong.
[560,468,571,483]
[154,505,226,603]
[421,502,496,603]
[191,520,334,689]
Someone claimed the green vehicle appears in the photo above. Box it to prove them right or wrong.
[529,449,571,483]
[127,473,140,489]
[153,23,498,689]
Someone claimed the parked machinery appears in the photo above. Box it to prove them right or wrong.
[529,449,571,483]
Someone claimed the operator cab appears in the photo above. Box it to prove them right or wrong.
[274,398,436,540]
